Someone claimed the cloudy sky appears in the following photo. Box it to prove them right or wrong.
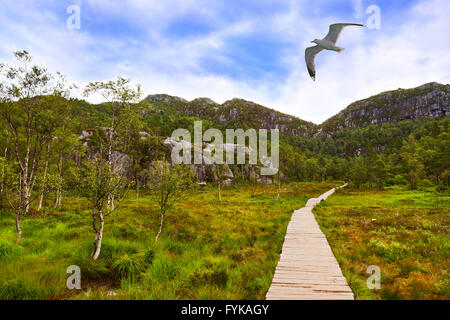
[0,0,449,123]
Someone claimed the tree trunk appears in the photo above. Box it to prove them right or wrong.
[136,179,139,201]
[23,182,31,214]
[107,194,115,212]
[1,144,7,194]
[23,126,31,214]
[277,182,280,200]
[38,141,51,211]
[155,212,164,241]
[54,192,61,208]
[43,188,48,216]
[15,210,22,243]
[91,209,104,260]
[218,182,221,200]
[54,143,64,209]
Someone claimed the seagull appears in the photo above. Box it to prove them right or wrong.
[305,23,366,81]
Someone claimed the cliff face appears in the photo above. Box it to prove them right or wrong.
[214,98,316,136]
[319,82,450,134]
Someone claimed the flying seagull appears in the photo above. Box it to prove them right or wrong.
[305,23,366,81]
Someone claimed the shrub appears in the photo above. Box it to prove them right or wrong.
[143,249,155,267]
[418,179,434,190]
[149,256,177,281]
[61,228,83,240]
[113,254,142,279]
[0,278,39,299]
[78,259,111,280]
[164,239,184,255]
[0,241,20,259]
[189,268,229,288]
[393,174,408,185]
[368,239,407,262]
[100,238,139,263]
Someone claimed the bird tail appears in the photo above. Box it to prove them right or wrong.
[336,47,345,53]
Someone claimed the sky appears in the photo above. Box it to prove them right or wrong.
[0,0,449,123]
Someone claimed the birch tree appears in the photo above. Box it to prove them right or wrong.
[0,51,72,242]
[53,117,79,209]
[81,77,143,259]
[80,159,127,260]
[147,161,195,241]
[83,77,144,211]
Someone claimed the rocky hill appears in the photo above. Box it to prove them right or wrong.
[146,95,316,136]
[146,82,450,137]
[319,82,450,134]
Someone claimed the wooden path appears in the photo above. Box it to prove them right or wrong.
[266,184,353,300]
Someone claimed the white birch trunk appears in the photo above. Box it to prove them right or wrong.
[38,142,51,211]
[155,212,164,241]
[91,209,105,260]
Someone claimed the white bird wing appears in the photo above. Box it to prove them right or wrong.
[323,23,365,44]
[305,45,324,81]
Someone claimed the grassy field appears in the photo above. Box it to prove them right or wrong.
[314,186,450,300]
[0,181,340,300]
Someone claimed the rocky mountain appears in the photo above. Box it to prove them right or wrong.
[146,82,449,137]
[146,95,316,136]
[319,82,450,135]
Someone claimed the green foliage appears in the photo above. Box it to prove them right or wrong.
[0,50,448,300]
[113,254,142,278]
[147,160,196,240]
[142,249,156,267]
[314,187,450,300]
[0,241,21,259]
[148,255,177,281]
[0,182,338,299]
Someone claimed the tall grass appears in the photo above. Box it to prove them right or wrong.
[314,187,450,300]
[0,181,340,299]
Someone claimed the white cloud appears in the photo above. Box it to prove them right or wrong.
[0,0,448,123]
[268,0,450,123]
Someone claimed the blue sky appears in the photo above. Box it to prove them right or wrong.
[0,0,449,123]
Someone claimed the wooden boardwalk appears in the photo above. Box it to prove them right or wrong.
[266,184,353,300]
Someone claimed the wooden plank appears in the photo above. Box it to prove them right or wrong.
[266,184,353,300]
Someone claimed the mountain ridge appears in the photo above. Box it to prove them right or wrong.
[146,82,450,136]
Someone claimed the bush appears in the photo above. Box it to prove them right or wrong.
[189,266,229,288]
[418,179,434,190]
[368,239,407,262]
[164,239,184,255]
[113,254,142,279]
[0,278,39,299]
[149,256,177,281]
[143,249,155,267]
[100,238,139,263]
[393,175,408,185]
[76,258,111,280]
[61,228,83,240]
[0,241,20,259]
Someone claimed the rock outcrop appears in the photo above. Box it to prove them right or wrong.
[320,82,450,134]
[161,137,276,184]
[147,82,449,138]
[146,95,316,136]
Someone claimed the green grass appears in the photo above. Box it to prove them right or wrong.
[313,186,450,300]
[0,181,340,299]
